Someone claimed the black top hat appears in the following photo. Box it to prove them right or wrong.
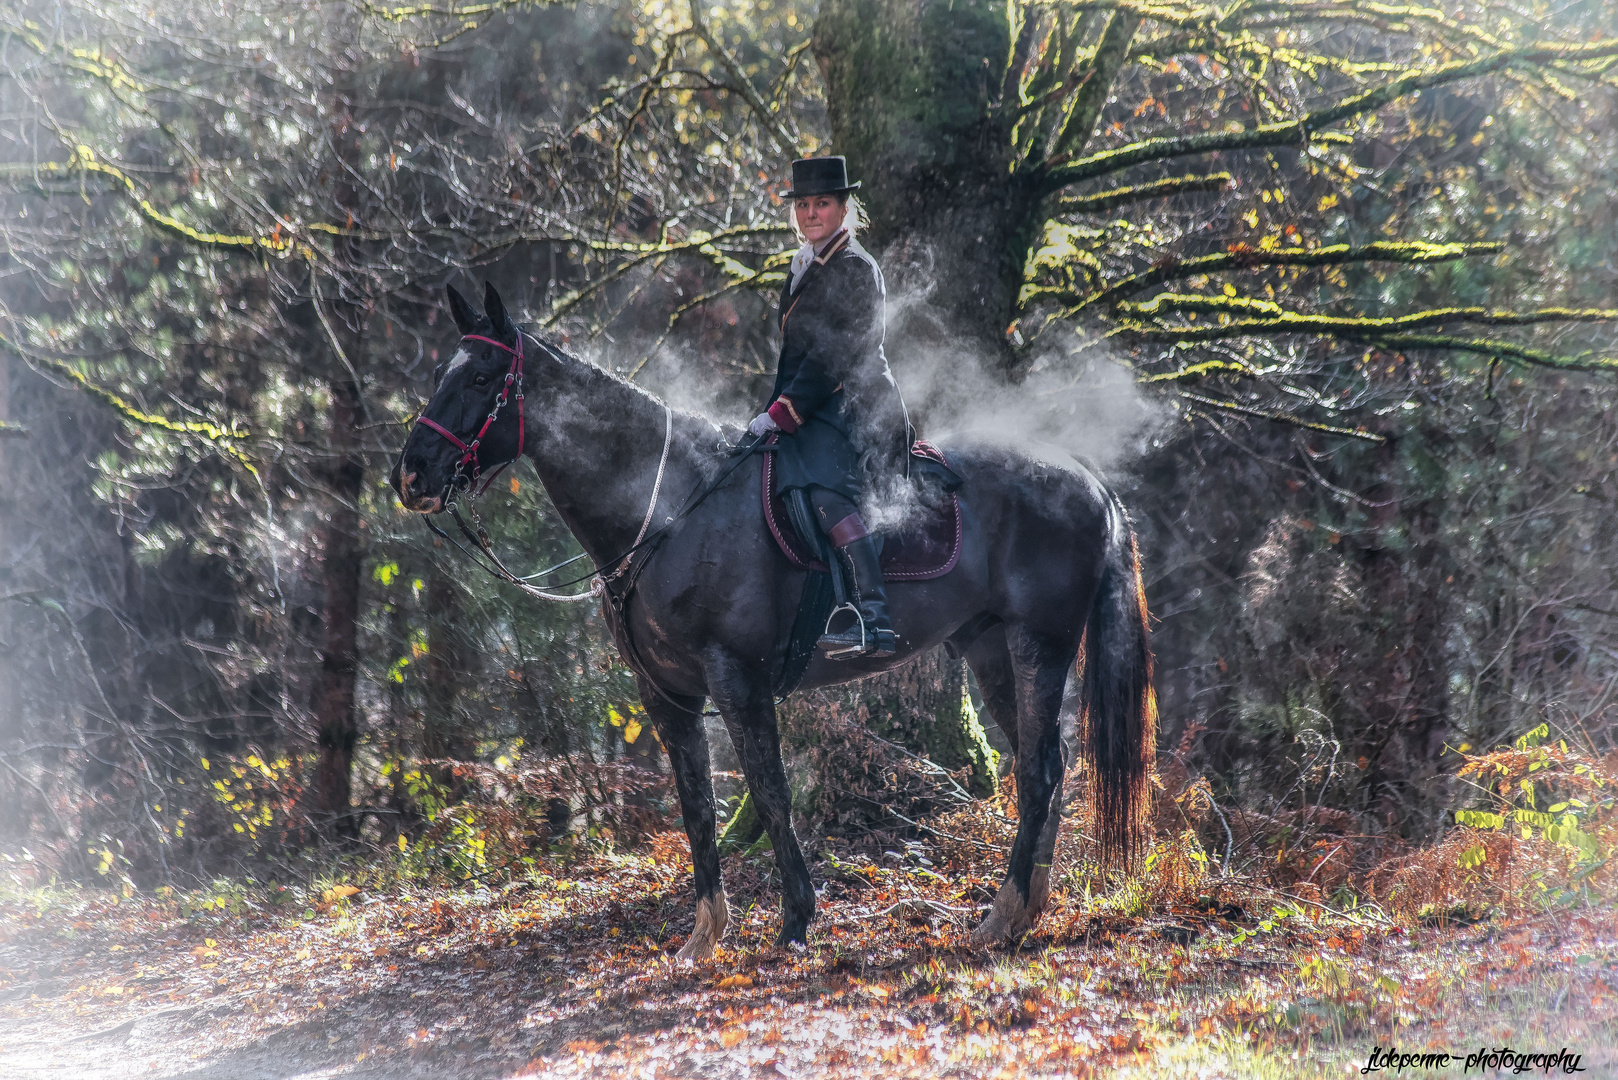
[780,156,861,199]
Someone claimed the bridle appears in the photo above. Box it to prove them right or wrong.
[414,331,525,499]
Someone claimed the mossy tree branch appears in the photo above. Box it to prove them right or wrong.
[1050,240,1500,315]
[1117,302,1618,340]
[0,335,256,472]
[1040,38,1618,194]
[1359,334,1618,375]
[1177,390,1387,443]
[1045,10,1142,162]
[1056,171,1231,214]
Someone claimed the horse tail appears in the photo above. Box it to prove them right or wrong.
[1078,491,1157,867]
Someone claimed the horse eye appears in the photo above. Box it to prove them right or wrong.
[474,373,490,386]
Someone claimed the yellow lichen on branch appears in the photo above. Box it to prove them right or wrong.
[1177,390,1386,443]
[1061,240,1500,315]
[1042,37,1618,192]
[359,0,543,21]
[1056,172,1232,215]
[2,338,256,474]
[1119,300,1618,345]
[5,147,296,255]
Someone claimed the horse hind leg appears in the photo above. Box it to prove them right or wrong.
[970,626,1074,946]
[638,677,729,960]
[965,622,1065,911]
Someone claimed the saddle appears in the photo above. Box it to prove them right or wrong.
[760,439,963,580]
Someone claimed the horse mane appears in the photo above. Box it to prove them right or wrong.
[524,327,724,434]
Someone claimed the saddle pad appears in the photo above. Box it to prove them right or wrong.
[761,439,962,581]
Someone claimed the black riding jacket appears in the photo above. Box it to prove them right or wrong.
[768,231,909,501]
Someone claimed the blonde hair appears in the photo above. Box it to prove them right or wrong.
[790,193,868,242]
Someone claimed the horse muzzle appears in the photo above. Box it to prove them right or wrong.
[394,470,445,514]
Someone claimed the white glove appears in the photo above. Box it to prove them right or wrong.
[748,412,780,437]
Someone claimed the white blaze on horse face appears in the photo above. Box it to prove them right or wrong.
[446,347,472,375]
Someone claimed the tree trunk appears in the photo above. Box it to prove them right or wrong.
[312,367,365,830]
[812,0,1087,800]
[862,648,999,797]
[779,647,999,837]
[311,63,372,832]
[813,0,1028,366]
[422,566,467,762]
[0,354,16,763]
[1358,443,1452,834]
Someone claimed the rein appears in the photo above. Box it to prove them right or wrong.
[412,326,771,714]
[425,402,676,603]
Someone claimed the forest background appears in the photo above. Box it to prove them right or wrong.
[6,0,1618,1074]
[0,0,1616,945]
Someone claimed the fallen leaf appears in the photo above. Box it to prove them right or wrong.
[714,974,753,990]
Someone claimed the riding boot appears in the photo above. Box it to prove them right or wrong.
[817,534,897,659]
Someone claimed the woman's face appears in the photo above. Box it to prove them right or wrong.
[794,195,846,246]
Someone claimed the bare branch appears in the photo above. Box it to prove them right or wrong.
[687,0,800,158]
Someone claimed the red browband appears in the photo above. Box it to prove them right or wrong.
[414,331,526,497]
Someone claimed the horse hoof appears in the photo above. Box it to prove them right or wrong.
[970,879,1045,946]
[676,892,729,961]
[969,910,1011,946]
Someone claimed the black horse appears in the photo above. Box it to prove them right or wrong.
[391,283,1156,957]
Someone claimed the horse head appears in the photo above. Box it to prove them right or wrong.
[391,282,527,513]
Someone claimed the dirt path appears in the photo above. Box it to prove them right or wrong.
[3,849,1615,1078]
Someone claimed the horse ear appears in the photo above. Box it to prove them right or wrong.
[484,281,513,338]
[446,284,477,335]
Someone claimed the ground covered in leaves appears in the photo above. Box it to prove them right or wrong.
[3,826,1616,1080]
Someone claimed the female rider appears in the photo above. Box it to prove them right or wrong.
[748,156,910,660]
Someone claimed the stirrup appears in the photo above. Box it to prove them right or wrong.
[817,604,895,660]
[817,603,866,659]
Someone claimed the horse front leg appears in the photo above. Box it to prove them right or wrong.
[638,677,729,960]
[971,625,1073,945]
[703,646,815,947]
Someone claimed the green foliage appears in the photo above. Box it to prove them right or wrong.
[1450,728,1611,866]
